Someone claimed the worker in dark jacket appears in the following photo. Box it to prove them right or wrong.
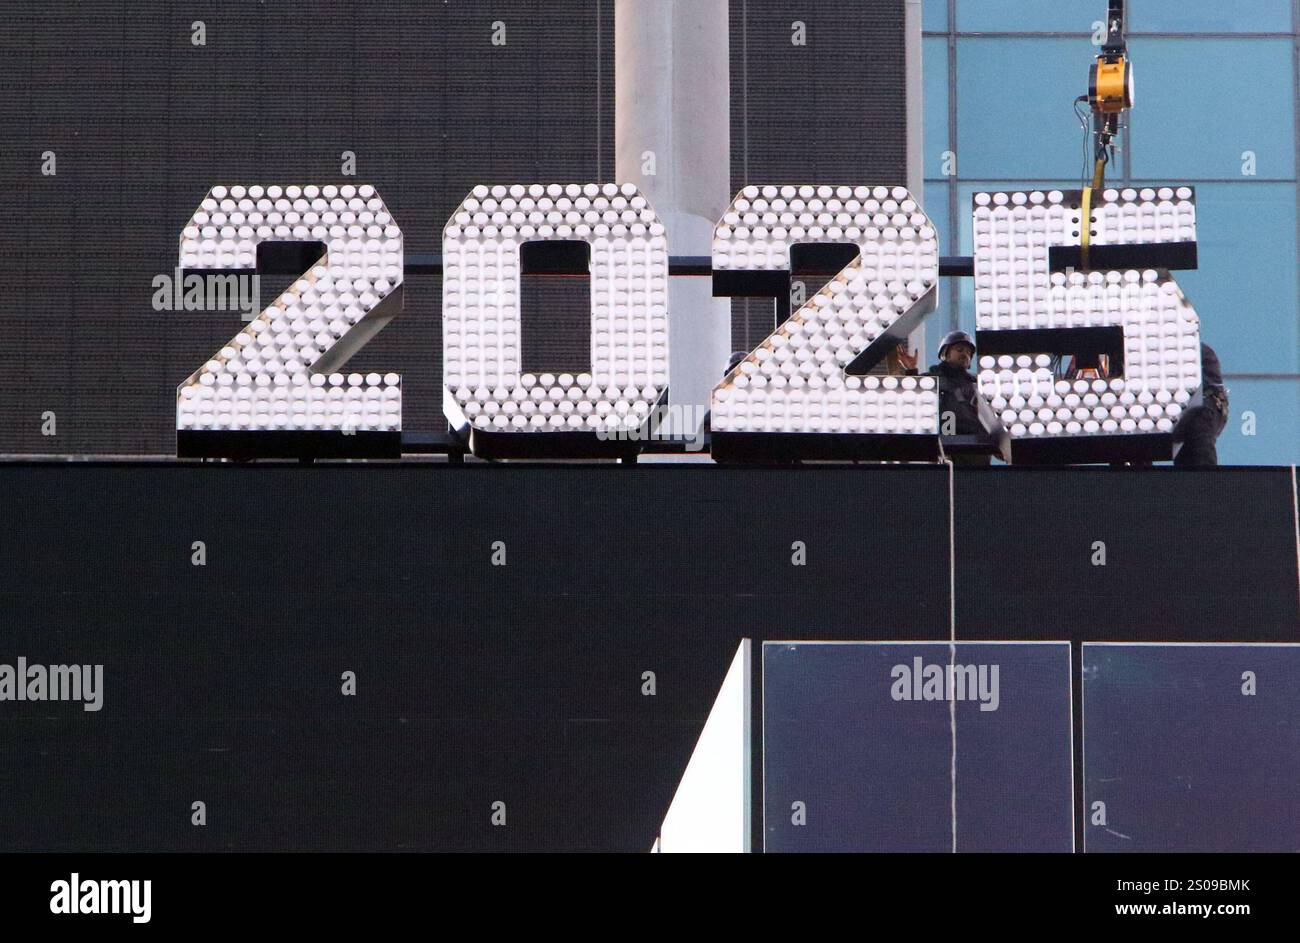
[1172,342,1229,467]
[928,330,990,465]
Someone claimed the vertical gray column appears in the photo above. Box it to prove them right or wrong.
[905,0,929,363]
[616,0,731,440]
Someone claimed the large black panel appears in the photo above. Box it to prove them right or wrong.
[954,468,1300,639]
[3,463,1292,851]
[0,463,949,851]
[0,0,616,455]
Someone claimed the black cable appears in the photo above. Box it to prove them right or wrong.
[1074,96,1092,189]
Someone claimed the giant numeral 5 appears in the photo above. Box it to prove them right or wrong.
[972,186,1200,462]
[175,184,404,458]
[709,185,940,461]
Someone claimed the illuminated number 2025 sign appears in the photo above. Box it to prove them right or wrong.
[174,182,1201,464]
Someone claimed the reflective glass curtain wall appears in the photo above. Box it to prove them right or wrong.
[923,0,1300,464]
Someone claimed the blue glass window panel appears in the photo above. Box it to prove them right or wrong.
[763,642,1073,852]
[1129,38,1295,180]
[1131,0,1294,33]
[956,38,1100,179]
[925,181,958,332]
[1083,644,1300,851]
[924,181,951,251]
[1172,183,1299,375]
[1215,379,1300,466]
[957,0,1099,33]
[923,36,950,179]
[923,0,948,32]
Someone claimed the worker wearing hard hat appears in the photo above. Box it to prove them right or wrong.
[928,330,991,465]
[1172,342,1229,467]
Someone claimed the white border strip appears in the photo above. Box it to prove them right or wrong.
[1292,465,1299,608]
[947,460,957,854]
[1068,642,1076,853]
[742,638,752,854]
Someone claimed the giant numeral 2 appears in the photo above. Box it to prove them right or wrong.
[709,184,941,461]
[175,184,404,458]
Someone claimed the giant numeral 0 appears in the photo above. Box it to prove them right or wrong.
[442,183,669,459]
[972,186,1201,463]
[175,184,404,459]
[709,185,940,461]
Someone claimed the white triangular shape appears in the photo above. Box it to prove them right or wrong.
[654,640,751,852]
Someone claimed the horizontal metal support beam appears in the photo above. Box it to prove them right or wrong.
[940,255,974,277]
[222,253,979,279]
[402,254,977,278]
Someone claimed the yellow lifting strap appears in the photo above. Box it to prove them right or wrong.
[1091,156,1107,190]
[1080,186,1093,271]
[1081,157,1105,270]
